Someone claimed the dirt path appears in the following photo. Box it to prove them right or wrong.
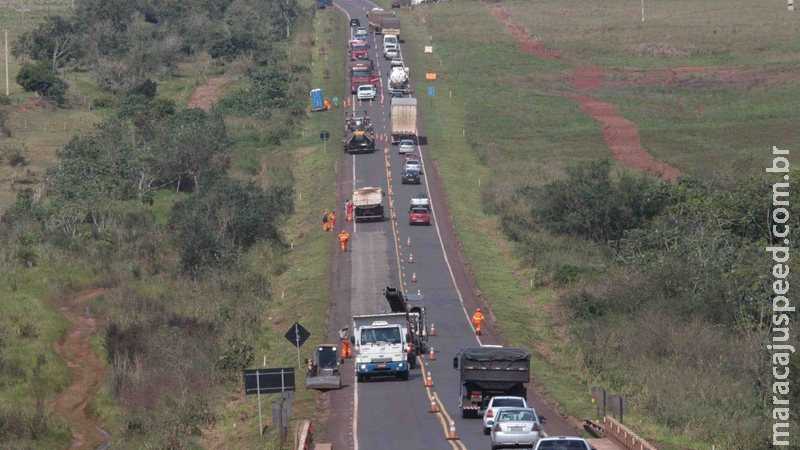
[187,76,229,111]
[487,4,681,182]
[51,288,111,450]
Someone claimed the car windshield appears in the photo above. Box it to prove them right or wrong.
[405,161,420,167]
[352,43,367,51]
[497,410,536,422]
[411,208,428,214]
[400,140,414,146]
[361,327,401,345]
[358,86,373,92]
[352,70,370,78]
[493,398,525,407]
[536,441,588,450]
[404,169,420,175]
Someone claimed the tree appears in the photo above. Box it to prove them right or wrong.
[12,15,81,69]
[15,62,68,105]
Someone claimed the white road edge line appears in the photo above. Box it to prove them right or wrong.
[335,7,360,450]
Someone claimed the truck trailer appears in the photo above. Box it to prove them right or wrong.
[390,97,417,144]
[352,187,384,221]
[452,347,531,418]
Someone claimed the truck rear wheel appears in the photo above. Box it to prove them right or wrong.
[398,371,409,381]
[357,374,366,383]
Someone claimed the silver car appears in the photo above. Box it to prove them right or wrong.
[398,139,415,154]
[490,407,543,450]
[533,437,595,450]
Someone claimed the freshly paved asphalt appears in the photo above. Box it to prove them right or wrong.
[322,1,616,449]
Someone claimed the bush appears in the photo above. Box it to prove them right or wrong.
[16,62,68,105]
[91,92,117,109]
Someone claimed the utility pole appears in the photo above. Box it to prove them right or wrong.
[4,30,8,97]
[641,0,645,22]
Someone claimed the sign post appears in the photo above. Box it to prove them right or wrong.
[320,130,330,152]
[244,368,296,437]
[284,322,311,370]
[427,86,435,106]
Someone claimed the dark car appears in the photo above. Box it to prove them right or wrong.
[409,207,431,226]
[401,169,421,184]
[350,18,360,27]
[391,0,401,8]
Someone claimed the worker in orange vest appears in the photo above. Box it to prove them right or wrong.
[322,209,331,231]
[339,328,352,358]
[346,200,354,222]
[329,210,337,229]
[338,230,350,252]
[323,98,332,110]
[471,308,485,335]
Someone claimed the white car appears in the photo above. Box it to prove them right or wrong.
[483,396,528,435]
[390,56,404,68]
[383,43,398,59]
[534,437,596,450]
[357,84,377,101]
[355,27,368,36]
[398,139,415,154]
[491,407,544,450]
[403,159,421,173]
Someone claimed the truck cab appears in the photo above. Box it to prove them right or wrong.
[350,62,380,94]
[349,40,369,61]
[353,314,410,382]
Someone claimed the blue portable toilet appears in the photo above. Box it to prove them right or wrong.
[310,88,325,111]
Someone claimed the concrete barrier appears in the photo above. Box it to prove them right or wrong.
[602,416,658,450]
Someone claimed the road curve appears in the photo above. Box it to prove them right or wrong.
[322,1,607,449]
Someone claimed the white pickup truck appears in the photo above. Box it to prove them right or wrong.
[352,313,410,382]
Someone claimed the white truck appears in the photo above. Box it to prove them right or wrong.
[390,97,417,144]
[352,313,410,381]
[352,187,384,222]
[388,66,410,97]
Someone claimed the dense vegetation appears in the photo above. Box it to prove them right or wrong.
[1,0,311,447]
[491,160,800,446]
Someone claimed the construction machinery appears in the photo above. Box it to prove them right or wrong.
[345,110,373,133]
[384,286,427,355]
[305,344,342,390]
[344,129,375,154]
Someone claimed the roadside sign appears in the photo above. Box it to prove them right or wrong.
[244,368,296,395]
[320,131,330,141]
[285,322,311,348]
[427,86,435,97]
[424,46,433,54]
[332,96,339,107]
[425,72,437,81]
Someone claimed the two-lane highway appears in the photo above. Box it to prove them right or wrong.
[325,1,602,448]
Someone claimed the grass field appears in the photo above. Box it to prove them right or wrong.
[368,0,798,447]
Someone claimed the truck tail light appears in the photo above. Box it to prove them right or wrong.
[532,423,541,432]
[470,392,482,400]
[486,409,494,418]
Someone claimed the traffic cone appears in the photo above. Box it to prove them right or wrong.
[417,289,421,296]
[407,237,412,247]
[429,347,436,360]
[411,272,417,282]
[425,374,433,387]
[408,253,414,263]
[429,398,439,413]
[429,323,436,336]
[447,421,458,440]
[384,148,389,155]
[386,161,391,169]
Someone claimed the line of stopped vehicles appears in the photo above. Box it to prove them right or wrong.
[307,10,599,449]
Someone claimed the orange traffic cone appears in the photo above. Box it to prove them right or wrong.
[407,237,412,247]
[429,398,439,413]
[447,421,458,440]
[429,347,436,360]
[429,323,436,336]
[408,253,414,263]
[411,272,417,282]
[417,289,421,296]
[425,374,433,387]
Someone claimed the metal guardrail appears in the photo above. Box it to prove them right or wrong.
[601,416,658,450]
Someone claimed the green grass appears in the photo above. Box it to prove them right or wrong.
[194,6,349,448]
[503,0,800,68]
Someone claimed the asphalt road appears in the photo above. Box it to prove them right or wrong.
[323,1,612,449]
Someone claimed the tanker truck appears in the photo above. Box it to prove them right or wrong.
[388,66,411,97]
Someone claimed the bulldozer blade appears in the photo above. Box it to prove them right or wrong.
[305,376,342,390]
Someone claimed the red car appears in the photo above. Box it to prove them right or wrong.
[409,207,431,225]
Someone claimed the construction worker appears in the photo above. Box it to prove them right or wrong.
[338,230,350,252]
[406,340,416,369]
[346,199,354,222]
[471,308,485,336]
[322,209,331,231]
[329,210,337,229]
[339,328,352,358]
[323,98,332,110]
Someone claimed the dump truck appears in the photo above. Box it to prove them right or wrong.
[344,129,375,154]
[352,187,384,221]
[352,313,410,381]
[452,347,530,418]
[380,17,401,41]
[368,8,393,34]
[388,66,410,97]
[384,286,427,357]
[390,97,417,144]
[350,61,380,94]
[305,344,342,390]
[348,39,369,61]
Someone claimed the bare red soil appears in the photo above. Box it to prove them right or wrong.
[50,288,111,449]
[188,76,229,111]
